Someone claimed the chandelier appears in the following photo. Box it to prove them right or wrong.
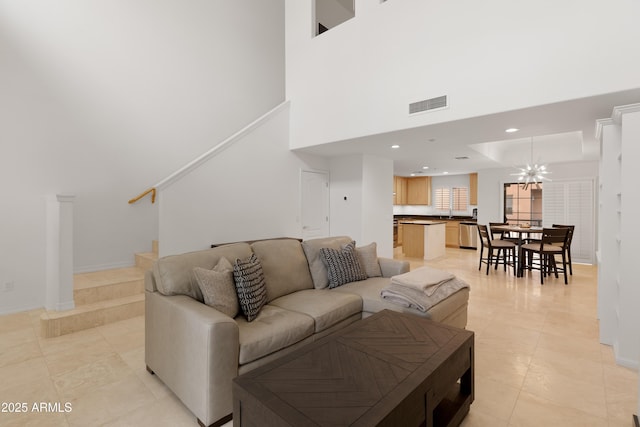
[511,137,551,190]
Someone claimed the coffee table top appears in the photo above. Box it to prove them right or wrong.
[233,309,474,426]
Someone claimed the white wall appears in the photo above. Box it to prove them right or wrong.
[159,106,329,256]
[618,110,640,368]
[286,0,640,147]
[394,174,476,217]
[330,156,364,242]
[0,0,284,313]
[362,155,393,258]
[329,154,393,258]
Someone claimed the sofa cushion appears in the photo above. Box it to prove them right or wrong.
[237,305,314,365]
[269,289,362,333]
[320,241,367,288]
[251,239,314,302]
[233,254,268,322]
[356,242,382,278]
[301,236,353,289]
[153,243,252,302]
[192,257,238,318]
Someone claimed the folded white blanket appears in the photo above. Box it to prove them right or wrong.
[380,278,469,312]
[391,266,455,296]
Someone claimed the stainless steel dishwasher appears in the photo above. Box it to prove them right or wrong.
[459,222,478,249]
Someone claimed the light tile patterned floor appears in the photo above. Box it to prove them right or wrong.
[0,247,636,426]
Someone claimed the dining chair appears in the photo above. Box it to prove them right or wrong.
[477,224,517,275]
[552,224,575,275]
[520,227,569,284]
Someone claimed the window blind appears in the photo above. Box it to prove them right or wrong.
[435,188,450,210]
[453,187,468,211]
[542,180,594,263]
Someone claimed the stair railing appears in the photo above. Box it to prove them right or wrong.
[128,187,156,204]
[127,101,289,205]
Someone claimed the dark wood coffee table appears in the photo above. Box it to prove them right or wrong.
[233,309,474,426]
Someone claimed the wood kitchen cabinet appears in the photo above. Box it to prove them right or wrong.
[397,224,404,246]
[445,220,460,248]
[393,176,407,205]
[469,173,478,205]
[406,176,432,205]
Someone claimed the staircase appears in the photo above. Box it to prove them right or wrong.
[40,241,158,338]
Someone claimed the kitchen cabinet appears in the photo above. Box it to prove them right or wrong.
[445,220,460,248]
[393,176,407,205]
[401,221,446,260]
[406,176,431,205]
[397,224,404,246]
[469,173,478,205]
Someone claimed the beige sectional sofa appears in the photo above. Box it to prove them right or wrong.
[144,236,469,427]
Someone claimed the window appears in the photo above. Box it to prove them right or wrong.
[435,187,468,211]
[503,183,542,226]
[315,0,355,36]
[434,188,450,210]
[452,187,468,211]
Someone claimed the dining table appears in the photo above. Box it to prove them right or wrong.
[491,224,543,277]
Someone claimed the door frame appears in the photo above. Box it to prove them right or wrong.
[300,169,330,240]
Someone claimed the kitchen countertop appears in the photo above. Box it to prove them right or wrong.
[398,220,446,225]
[395,215,476,222]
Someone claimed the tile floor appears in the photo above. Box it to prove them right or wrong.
[0,247,637,426]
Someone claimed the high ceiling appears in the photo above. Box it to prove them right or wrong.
[296,89,640,177]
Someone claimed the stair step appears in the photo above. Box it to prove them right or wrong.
[40,294,144,338]
[74,267,145,305]
[135,252,157,271]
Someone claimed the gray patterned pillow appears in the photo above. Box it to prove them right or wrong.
[193,257,239,318]
[233,253,267,322]
[319,241,367,288]
[356,242,382,278]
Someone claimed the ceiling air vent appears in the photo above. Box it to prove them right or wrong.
[409,95,448,115]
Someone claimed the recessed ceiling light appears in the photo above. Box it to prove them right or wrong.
[422,166,429,169]
[505,128,519,133]
[410,173,416,176]
[391,144,400,149]
[443,171,449,174]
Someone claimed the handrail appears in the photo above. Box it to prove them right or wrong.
[128,188,156,204]
[154,101,289,190]
[127,101,289,205]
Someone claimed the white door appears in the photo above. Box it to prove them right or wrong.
[301,170,330,240]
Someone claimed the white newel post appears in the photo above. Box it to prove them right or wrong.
[45,194,75,311]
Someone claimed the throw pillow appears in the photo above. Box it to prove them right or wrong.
[233,253,267,322]
[356,242,382,278]
[319,241,367,288]
[192,257,239,318]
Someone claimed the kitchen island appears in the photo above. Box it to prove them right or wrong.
[399,220,446,260]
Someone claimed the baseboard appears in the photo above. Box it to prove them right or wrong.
[73,261,135,274]
[614,354,640,370]
[0,303,44,316]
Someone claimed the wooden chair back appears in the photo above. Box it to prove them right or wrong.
[477,224,491,248]
[552,224,574,247]
[541,227,569,249]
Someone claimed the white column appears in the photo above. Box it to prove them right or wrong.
[45,194,75,311]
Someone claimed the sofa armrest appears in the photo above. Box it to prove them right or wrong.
[145,291,239,426]
[378,257,410,277]
[144,269,157,292]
